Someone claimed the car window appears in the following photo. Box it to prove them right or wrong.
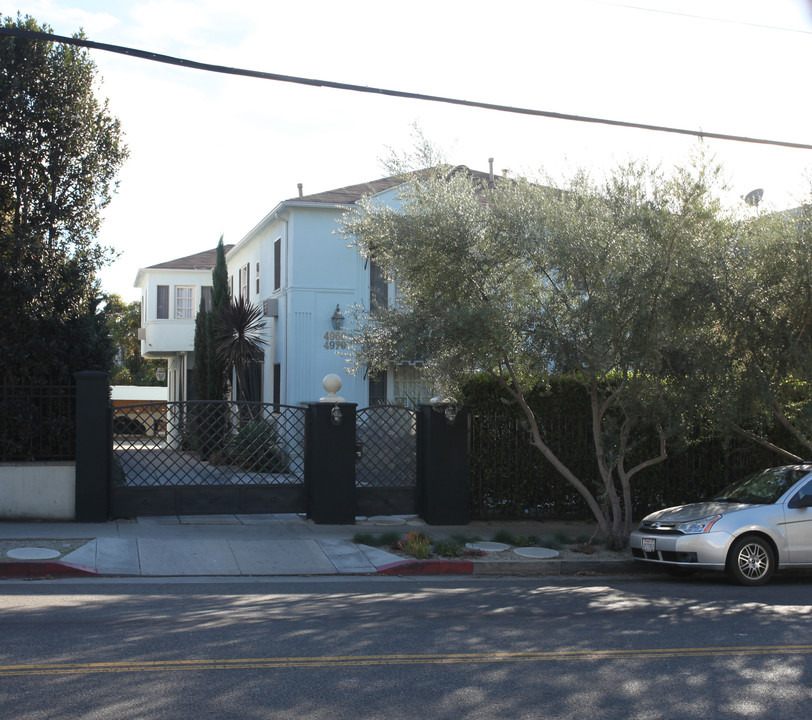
[797,480,812,500]
[713,467,812,505]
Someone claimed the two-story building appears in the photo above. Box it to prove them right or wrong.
[135,174,437,408]
[135,245,233,402]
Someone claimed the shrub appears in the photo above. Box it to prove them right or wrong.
[232,419,288,473]
[352,532,378,546]
[381,530,402,547]
[450,533,481,544]
[352,531,403,548]
[398,531,431,559]
[433,538,463,557]
[537,536,562,550]
[491,529,517,545]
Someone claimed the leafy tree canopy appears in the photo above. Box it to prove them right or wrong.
[1,14,127,380]
[104,294,162,386]
[342,145,733,544]
[710,197,812,460]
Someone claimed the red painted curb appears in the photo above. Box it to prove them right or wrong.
[377,559,474,575]
[0,561,97,578]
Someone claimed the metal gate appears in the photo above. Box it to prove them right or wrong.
[111,401,306,517]
[355,405,418,516]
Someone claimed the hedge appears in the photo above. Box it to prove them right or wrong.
[462,375,803,521]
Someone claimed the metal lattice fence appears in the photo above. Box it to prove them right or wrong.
[113,401,305,487]
[0,378,76,461]
[355,405,417,488]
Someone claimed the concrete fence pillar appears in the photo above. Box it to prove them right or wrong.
[74,370,111,522]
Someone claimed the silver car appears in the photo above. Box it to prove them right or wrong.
[630,463,812,585]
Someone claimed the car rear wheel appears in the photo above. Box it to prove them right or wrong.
[726,535,775,586]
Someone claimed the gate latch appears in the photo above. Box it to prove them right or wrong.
[355,442,363,460]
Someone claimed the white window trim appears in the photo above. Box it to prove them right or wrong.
[175,285,195,319]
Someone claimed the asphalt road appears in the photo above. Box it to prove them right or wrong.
[1,573,811,719]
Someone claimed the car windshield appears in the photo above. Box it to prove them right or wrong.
[713,467,811,505]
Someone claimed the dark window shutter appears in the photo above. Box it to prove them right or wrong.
[157,285,169,319]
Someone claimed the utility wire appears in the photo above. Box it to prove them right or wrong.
[3,26,812,152]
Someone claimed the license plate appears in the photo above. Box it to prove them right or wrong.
[642,537,656,553]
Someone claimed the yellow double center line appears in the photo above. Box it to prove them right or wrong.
[2,645,812,677]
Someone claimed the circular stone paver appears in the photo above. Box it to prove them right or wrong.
[6,547,62,560]
[513,547,560,559]
[465,541,510,553]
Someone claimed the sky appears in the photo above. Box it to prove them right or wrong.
[5,0,812,301]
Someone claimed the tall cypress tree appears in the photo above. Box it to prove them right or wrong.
[192,298,209,400]
[192,236,229,401]
[208,236,230,399]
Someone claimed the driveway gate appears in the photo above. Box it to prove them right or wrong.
[111,401,306,516]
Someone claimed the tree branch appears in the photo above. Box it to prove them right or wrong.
[730,423,803,462]
[772,401,812,455]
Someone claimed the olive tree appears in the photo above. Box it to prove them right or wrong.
[712,198,812,460]
[341,152,731,545]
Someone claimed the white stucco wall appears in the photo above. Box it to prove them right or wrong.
[0,463,75,520]
[136,267,212,357]
[111,386,168,402]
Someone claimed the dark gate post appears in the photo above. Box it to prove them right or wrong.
[417,403,469,525]
[305,400,357,524]
[74,370,111,522]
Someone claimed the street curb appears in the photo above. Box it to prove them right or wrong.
[375,558,642,576]
[0,561,98,579]
[376,559,474,575]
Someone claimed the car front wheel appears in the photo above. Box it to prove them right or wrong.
[726,535,775,586]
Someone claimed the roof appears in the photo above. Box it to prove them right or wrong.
[286,166,497,205]
[145,245,235,271]
[288,176,406,205]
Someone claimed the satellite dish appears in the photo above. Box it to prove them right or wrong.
[743,188,764,207]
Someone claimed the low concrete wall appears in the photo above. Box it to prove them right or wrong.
[0,463,76,520]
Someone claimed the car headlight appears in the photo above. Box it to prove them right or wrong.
[677,515,722,534]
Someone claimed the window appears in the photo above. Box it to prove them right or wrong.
[157,285,169,319]
[239,264,250,300]
[255,262,260,294]
[369,371,387,406]
[370,259,388,315]
[273,238,281,291]
[201,286,213,312]
[273,363,281,411]
[175,286,194,319]
[229,275,234,298]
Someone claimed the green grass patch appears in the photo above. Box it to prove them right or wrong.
[432,539,463,557]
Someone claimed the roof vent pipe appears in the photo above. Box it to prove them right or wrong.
[488,158,494,187]
[297,183,303,198]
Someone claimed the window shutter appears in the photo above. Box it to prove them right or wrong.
[157,285,169,319]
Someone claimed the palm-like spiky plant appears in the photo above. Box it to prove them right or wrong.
[216,295,267,401]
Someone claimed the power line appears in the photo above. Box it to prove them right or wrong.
[3,26,812,152]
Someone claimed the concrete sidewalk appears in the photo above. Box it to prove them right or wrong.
[0,514,638,579]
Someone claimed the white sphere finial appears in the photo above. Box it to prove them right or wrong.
[320,373,345,402]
